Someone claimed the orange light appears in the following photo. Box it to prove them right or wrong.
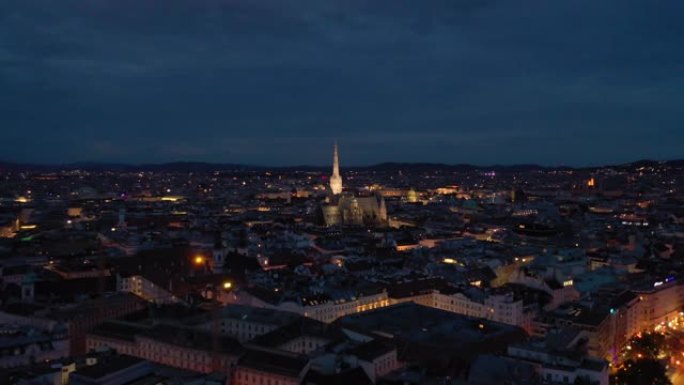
[194,256,205,265]
[223,281,232,290]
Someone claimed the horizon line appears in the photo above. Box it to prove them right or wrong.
[0,157,681,170]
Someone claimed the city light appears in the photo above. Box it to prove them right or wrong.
[0,4,680,384]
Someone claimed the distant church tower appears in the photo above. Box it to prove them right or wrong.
[212,231,227,273]
[329,141,343,195]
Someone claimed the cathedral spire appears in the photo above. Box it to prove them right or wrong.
[330,141,343,195]
[333,141,340,176]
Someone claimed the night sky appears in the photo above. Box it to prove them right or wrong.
[1,0,682,166]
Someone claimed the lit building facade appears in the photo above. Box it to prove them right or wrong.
[232,290,390,323]
[391,289,531,331]
[319,142,388,227]
[86,325,241,374]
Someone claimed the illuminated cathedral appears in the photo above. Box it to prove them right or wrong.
[319,142,388,227]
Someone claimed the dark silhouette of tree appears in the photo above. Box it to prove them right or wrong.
[613,359,671,385]
[625,332,666,360]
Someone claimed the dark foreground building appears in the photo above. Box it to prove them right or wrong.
[335,302,527,377]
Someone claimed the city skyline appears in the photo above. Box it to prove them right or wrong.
[2,2,683,384]
[0,144,681,170]
[1,0,683,166]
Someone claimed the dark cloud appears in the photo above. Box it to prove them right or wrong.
[0,0,682,165]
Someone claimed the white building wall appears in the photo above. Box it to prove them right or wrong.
[118,275,180,304]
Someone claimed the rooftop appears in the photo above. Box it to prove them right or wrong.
[337,302,526,361]
[71,354,147,380]
[238,347,309,377]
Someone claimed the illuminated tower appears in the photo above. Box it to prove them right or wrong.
[330,141,343,195]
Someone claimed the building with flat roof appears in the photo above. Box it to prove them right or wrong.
[336,303,526,376]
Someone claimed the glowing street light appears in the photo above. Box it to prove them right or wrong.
[223,281,232,290]
[194,255,205,265]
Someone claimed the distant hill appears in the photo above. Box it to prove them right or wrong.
[0,159,681,173]
[355,162,577,172]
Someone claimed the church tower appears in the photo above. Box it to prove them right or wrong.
[212,231,226,273]
[329,141,343,195]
